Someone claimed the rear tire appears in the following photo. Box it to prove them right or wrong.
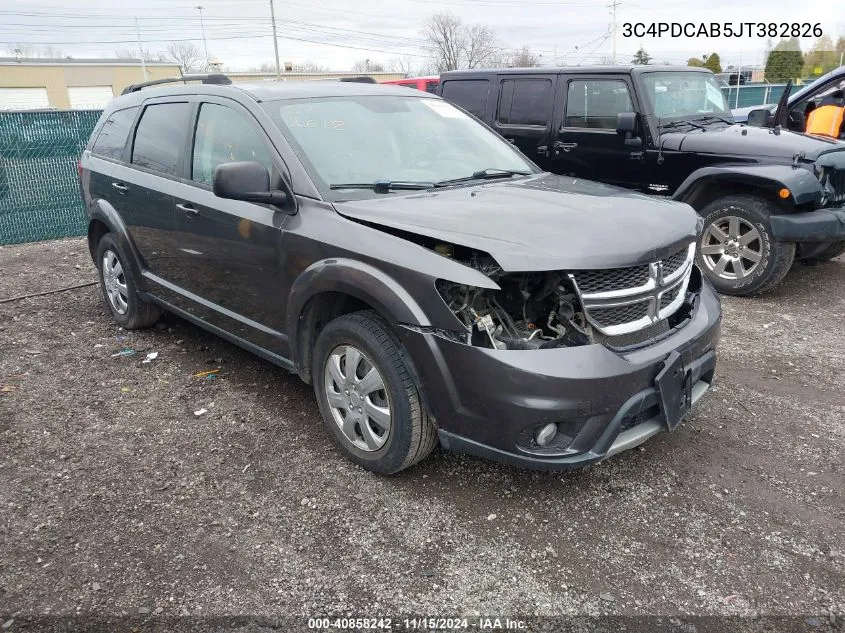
[312,310,437,474]
[696,195,795,296]
[96,234,161,329]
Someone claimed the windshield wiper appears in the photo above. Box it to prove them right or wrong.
[694,114,734,125]
[433,168,531,188]
[329,180,434,193]
[658,119,705,131]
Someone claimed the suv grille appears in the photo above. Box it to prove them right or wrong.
[570,244,695,337]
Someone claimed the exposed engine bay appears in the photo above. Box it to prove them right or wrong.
[436,253,591,350]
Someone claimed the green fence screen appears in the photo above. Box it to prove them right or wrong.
[0,110,101,245]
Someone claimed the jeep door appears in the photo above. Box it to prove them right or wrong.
[491,75,556,170]
[552,75,648,187]
[110,100,191,282]
[168,98,288,356]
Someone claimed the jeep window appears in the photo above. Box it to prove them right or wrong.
[91,106,137,161]
[497,79,553,127]
[131,102,191,176]
[565,80,633,129]
[192,103,273,186]
[264,95,536,200]
[439,79,490,118]
[640,71,730,119]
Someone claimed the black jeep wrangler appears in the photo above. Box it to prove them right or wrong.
[440,66,845,296]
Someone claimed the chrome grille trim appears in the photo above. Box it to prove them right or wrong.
[570,243,696,336]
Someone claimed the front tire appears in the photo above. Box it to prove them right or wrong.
[312,311,437,474]
[696,195,795,296]
[96,234,161,329]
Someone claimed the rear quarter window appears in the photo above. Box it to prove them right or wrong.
[91,107,138,161]
[440,79,490,118]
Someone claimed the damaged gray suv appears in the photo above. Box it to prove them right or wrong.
[79,75,721,473]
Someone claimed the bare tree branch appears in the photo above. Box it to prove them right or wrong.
[166,41,204,73]
[351,59,385,72]
[422,12,502,72]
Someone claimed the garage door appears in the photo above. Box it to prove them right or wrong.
[0,87,51,110]
[68,86,114,110]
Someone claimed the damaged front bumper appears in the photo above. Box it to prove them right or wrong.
[397,281,722,470]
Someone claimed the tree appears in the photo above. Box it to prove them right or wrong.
[687,57,705,68]
[765,38,803,82]
[166,41,204,73]
[114,48,166,62]
[803,35,838,77]
[388,55,418,77]
[506,46,540,68]
[292,61,328,72]
[6,43,63,58]
[351,59,385,72]
[702,52,722,73]
[630,47,652,65]
[422,12,500,72]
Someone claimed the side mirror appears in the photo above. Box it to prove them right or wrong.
[213,161,287,206]
[617,112,643,150]
[616,112,638,134]
[746,108,773,128]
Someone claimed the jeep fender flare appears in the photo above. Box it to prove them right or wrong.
[88,199,148,291]
[672,164,822,209]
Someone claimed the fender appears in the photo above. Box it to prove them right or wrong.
[286,257,431,356]
[672,164,822,208]
[88,199,149,292]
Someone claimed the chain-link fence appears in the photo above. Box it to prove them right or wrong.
[0,110,101,245]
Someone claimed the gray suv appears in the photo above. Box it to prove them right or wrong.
[79,74,721,473]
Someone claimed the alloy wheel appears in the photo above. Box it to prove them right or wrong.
[102,249,129,315]
[700,216,763,281]
[324,345,392,452]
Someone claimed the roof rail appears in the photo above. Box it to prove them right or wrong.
[121,73,232,95]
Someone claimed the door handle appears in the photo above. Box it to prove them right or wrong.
[554,142,578,152]
[111,182,128,193]
[176,203,199,217]
[537,145,549,155]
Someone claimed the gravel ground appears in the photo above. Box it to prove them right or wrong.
[0,238,843,630]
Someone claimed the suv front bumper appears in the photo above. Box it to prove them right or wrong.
[770,206,845,242]
[397,282,722,470]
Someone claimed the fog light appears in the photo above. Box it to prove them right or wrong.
[535,423,558,446]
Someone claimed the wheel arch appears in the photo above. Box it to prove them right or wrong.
[287,259,431,385]
[673,164,822,212]
[87,199,147,291]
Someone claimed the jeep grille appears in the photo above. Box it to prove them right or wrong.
[569,243,695,336]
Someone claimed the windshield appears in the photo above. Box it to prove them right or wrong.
[263,95,536,200]
[641,72,731,120]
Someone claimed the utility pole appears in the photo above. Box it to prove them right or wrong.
[135,17,148,81]
[608,0,620,64]
[269,0,281,80]
[196,5,209,69]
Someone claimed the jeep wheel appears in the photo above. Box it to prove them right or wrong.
[312,311,437,474]
[697,195,795,296]
[96,234,161,329]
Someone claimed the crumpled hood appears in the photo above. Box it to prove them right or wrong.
[660,124,841,160]
[333,173,699,272]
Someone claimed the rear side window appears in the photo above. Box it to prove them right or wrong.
[191,103,273,186]
[565,79,633,129]
[497,79,553,126]
[91,107,137,161]
[440,79,489,118]
[425,81,439,94]
[131,102,191,176]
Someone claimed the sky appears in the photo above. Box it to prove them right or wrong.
[1,0,842,72]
